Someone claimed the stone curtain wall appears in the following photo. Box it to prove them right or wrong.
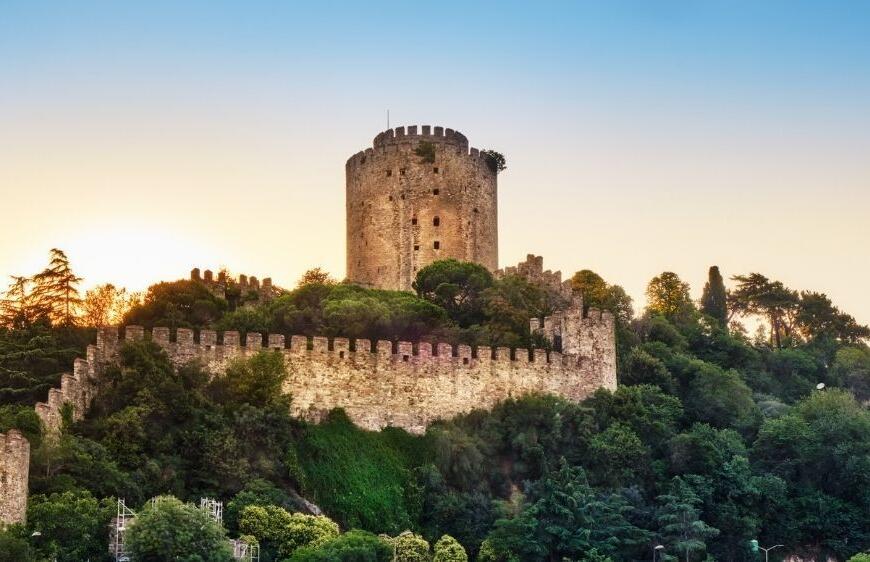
[0,430,30,525]
[346,125,498,291]
[99,300,615,434]
[0,300,616,525]
[497,254,574,303]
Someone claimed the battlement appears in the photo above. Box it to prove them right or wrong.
[190,267,279,301]
[498,254,574,303]
[346,125,490,169]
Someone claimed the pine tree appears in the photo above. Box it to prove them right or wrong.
[700,266,727,325]
[656,477,719,562]
[30,249,82,326]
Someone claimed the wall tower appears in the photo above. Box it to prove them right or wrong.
[346,125,498,291]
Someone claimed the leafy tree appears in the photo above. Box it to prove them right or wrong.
[392,530,432,562]
[126,495,233,562]
[730,273,799,348]
[210,350,289,408]
[588,423,648,487]
[847,554,870,562]
[225,478,294,533]
[700,266,727,325]
[123,279,227,329]
[795,291,869,344]
[433,534,468,562]
[81,283,139,327]
[299,268,336,287]
[288,530,393,562]
[0,525,36,562]
[830,345,870,402]
[413,260,494,327]
[646,272,693,318]
[570,270,634,323]
[683,361,759,434]
[481,150,507,174]
[621,348,675,390]
[26,489,115,562]
[240,505,339,558]
[655,477,719,562]
[0,321,82,404]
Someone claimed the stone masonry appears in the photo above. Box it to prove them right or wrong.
[346,126,498,291]
[0,430,30,525]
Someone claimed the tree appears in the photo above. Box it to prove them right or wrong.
[570,270,633,323]
[483,459,648,561]
[211,350,289,408]
[700,266,727,326]
[413,260,494,327]
[0,525,35,562]
[656,477,719,562]
[795,291,869,344]
[299,268,336,287]
[81,284,139,327]
[646,272,692,318]
[1,276,37,328]
[123,279,227,329]
[847,554,870,562]
[433,535,468,562]
[126,496,233,562]
[392,530,432,562]
[730,274,799,348]
[26,489,115,562]
[587,423,648,487]
[29,248,82,326]
[481,150,507,174]
[288,530,393,562]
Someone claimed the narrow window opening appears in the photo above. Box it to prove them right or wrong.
[433,217,440,227]
[473,208,479,213]
[433,189,440,195]
[403,355,410,362]
[414,245,420,251]
[400,168,406,175]
[434,241,440,250]
[411,217,417,225]
[433,167,439,173]
[386,169,392,177]
[388,195,393,201]
[339,351,345,359]
[401,193,405,200]
[463,357,469,365]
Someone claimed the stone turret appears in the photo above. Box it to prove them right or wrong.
[346,125,498,291]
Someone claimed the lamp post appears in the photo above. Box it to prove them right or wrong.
[653,544,665,562]
[751,540,783,562]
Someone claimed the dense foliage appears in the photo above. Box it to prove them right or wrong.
[2,254,869,561]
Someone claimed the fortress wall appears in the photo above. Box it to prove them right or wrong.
[95,302,615,434]
[0,430,30,525]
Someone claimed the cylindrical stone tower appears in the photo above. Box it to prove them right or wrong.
[346,125,498,291]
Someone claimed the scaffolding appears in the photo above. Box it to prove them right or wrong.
[110,499,137,562]
[109,496,256,561]
[200,497,224,525]
[230,538,261,561]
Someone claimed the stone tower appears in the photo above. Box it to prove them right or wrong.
[346,125,498,291]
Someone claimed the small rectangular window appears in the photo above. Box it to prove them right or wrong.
[434,241,440,249]
[414,245,419,251]
[433,217,440,227]
[433,189,439,195]
[433,167,439,173]
[386,170,392,177]
[400,168,406,175]
[411,218,417,225]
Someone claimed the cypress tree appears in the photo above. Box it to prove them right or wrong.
[700,266,727,325]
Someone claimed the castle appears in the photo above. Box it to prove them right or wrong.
[0,126,616,526]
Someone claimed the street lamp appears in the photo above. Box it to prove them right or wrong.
[653,544,665,562]
[751,540,784,562]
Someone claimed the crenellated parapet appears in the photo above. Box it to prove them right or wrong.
[190,267,280,302]
[498,254,573,303]
[347,125,490,169]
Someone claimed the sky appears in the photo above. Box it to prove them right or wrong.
[1,1,868,323]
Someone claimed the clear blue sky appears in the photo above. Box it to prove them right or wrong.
[1,1,869,323]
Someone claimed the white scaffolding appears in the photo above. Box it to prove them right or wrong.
[110,498,137,562]
[200,497,224,525]
[230,538,261,561]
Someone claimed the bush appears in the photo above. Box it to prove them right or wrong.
[125,496,233,562]
[288,530,393,562]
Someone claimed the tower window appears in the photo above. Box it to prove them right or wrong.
[433,217,440,227]
[473,208,478,213]
[388,195,393,201]
[434,241,440,250]
[433,167,439,173]
[414,245,419,251]
[433,189,440,195]
[386,169,392,177]
[411,217,417,225]
[400,168,406,175]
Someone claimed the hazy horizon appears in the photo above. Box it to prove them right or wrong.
[2,1,868,324]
